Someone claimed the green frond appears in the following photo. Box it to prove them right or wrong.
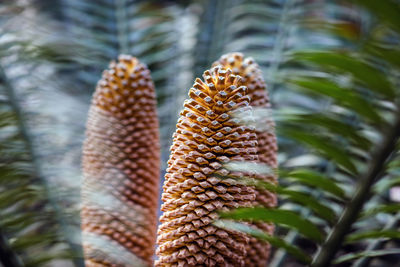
[2,0,400,266]
[0,67,80,266]
[218,1,400,266]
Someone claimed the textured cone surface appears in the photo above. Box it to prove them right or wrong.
[81,55,160,267]
[213,53,278,266]
[156,67,259,266]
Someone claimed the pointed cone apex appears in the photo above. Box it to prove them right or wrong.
[156,66,260,267]
[213,52,278,266]
[81,55,160,267]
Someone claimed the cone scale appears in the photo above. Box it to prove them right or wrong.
[156,66,261,266]
[213,53,278,266]
[81,55,160,267]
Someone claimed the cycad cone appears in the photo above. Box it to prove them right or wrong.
[213,53,278,266]
[156,66,260,266]
[81,55,160,267]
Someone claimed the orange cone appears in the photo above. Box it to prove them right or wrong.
[213,53,278,267]
[81,55,160,267]
[156,66,259,266]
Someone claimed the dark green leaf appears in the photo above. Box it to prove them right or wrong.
[279,188,336,222]
[288,77,382,123]
[284,169,346,199]
[287,113,372,150]
[346,230,400,243]
[360,204,400,219]
[294,51,395,98]
[334,248,400,264]
[366,44,400,70]
[25,251,74,267]
[353,0,400,32]
[280,127,358,174]
[214,220,311,264]
[220,207,324,242]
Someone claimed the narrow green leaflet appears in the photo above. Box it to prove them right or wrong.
[229,4,281,20]
[334,248,400,264]
[373,176,400,194]
[353,0,400,32]
[288,77,382,123]
[294,51,395,98]
[11,232,57,251]
[284,169,346,199]
[346,230,400,243]
[222,172,336,222]
[279,188,336,222]
[25,251,75,267]
[220,207,324,242]
[215,173,278,193]
[287,113,372,150]
[213,220,311,264]
[280,128,358,175]
[366,44,400,70]
[360,203,400,219]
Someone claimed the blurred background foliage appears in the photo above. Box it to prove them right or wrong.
[1,0,400,266]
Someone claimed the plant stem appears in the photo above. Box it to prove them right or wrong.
[311,110,400,267]
[0,66,84,267]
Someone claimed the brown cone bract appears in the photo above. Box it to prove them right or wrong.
[213,52,278,267]
[81,55,160,267]
[156,67,260,266]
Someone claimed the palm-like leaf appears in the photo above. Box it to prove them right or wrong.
[220,1,400,266]
[0,65,80,266]
[0,0,196,265]
[2,0,400,266]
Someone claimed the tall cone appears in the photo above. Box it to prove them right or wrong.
[213,53,278,266]
[156,66,260,266]
[81,55,160,267]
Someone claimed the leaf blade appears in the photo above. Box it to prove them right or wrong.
[214,220,312,264]
[220,207,324,242]
[333,248,400,264]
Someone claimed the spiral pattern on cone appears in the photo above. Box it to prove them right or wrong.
[213,52,278,266]
[81,55,160,267]
[156,66,260,266]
